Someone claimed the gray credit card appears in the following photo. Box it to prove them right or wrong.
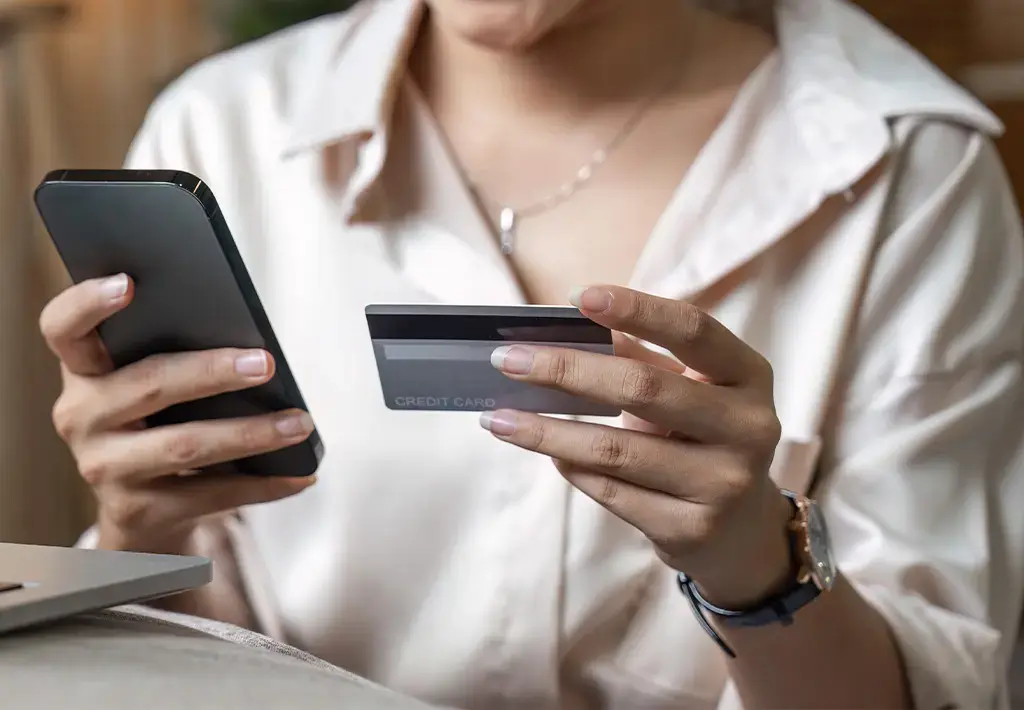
[365,304,621,416]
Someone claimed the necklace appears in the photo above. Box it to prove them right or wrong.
[472,74,680,256]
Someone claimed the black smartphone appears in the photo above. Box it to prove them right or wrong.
[34,169,323,477]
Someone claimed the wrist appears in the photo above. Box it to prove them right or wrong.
[97,516,197,556]
[689,487,795,610]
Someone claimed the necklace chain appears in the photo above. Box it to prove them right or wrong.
[472,74,680,255]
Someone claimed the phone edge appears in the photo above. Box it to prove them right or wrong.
[189,175,326,472]
[34,169,325,473]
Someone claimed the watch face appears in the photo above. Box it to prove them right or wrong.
[805,502,836,591]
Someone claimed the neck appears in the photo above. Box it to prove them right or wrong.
[411,1,710,124]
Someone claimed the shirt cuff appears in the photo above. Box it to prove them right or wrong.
[75,525,99,549]
[858,582,1005,710]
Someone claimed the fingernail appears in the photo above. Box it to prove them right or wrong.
[235,351,269,378]
[565,284,610,313]
[101,273,129,302]
[480,411,517,436]
[491,345,534,374]
[275,411,313,438]
[568,286,612,314]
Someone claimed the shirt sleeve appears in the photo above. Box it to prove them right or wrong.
[121,73,206,173]
[820,122,1024,710]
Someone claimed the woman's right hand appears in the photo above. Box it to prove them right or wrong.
[39,273,317,555]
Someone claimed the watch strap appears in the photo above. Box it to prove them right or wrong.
[676,572,737,659]
[679,571,821,626]
[676,572,822,659]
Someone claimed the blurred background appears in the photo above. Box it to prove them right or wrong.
[0,0,1021,548]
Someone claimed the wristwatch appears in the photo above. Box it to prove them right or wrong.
[676,489,837,658]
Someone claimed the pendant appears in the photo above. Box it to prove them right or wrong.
[499,207,516,256]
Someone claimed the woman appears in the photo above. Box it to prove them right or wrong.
[38,0,1024,708]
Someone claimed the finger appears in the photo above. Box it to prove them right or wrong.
[571,285,769,387]
[480,410,746,501]
[102,474,317,536]
[614,332,710,384]
[39,274,133,376]
[613,333,684,373]
[621,411,670,437]
[160,472,317,521]
[75,409,314,485]
[84,348,276,431]
[491,344,750,442]
[613,336,695,435]
[554,461,698,555]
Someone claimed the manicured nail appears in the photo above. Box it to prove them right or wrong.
[275,411,313,438]
[278,475,318,491]
[568,286,613,314]
[480,411,517,437]
[235,351,269,378]
[491,345,534,375]
[101,273,129,302]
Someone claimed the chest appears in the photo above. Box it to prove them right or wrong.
[501,178,682,305]
[440,97,735,305]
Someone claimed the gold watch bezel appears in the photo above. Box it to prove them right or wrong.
[786,494,835,591]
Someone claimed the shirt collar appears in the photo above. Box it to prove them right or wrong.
[281,0,424,158]
[280,0,1004,173]
[772,0,1002,191]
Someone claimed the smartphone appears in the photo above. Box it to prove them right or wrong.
[34,169,323,477]
[365,303,621,417]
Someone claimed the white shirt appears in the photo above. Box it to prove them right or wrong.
[100,0,1024,707]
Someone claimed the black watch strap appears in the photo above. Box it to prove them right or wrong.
[676,572,821,659]
[686,571,821,628]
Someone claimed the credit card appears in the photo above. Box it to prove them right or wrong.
[365,304,621,416]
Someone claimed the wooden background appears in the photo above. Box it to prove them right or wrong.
[0,0,1021,546]
[0,0,219,544]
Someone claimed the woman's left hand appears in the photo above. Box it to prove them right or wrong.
[483,285,795,609]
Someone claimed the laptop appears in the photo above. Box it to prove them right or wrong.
[0,543,211,634]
